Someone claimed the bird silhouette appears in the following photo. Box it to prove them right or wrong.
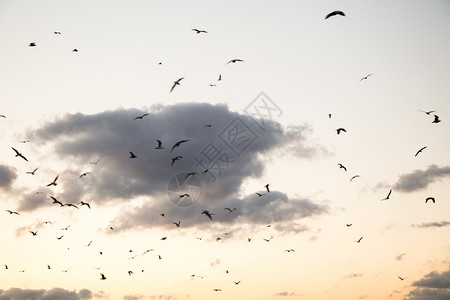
[264,184,270,193]
[72,49,78,52]
[133,113,149,120]
[129,151,137,158]
[356,237,363,243]
[155,139,164,149]
[346,224,352,227]
[415,146,427,157]
[61,225,71,230]
[161,237,167,240]
[54,31,61,34]
[100,273,107,280]
[336,128,347,135]
[29,231,38,236]
[338,164,347,171]
[5,210,20,215]
[350,175,360,182]
[381,189,392,201]
[170,77,184,93]
[234,281,241,285]
[80,201,91,209]
[398,276,406,281]
[185,172,197,179]
[47,265,51,269]
[218,74,222,81]
[65,203,79,209]
[432,115,441,123]
[226,59,244,64]
[173,221,181,227]
[192,28,207,34]
[79,172,90,178]
[0,114,6,118]
[47,175,59,187]
[213,289,222,292]
[224,207,236,213]
[56,235,64,240]
[360,74,372,81]
[284,249,295,253]
[201,210,214,220]
[90,158,101,165]
[171,156,182,166]
[26,167,39,175]
[418,109,436,115]
[255,192,265,197]
[11,147,28,161]
[29,42,36,47]
[86,240,93,246]
[50,196,64,207]
[170,140,190,153]
[325,10,345,19]
[425,197,435,204]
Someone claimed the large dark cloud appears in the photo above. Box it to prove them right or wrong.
[0,164,17,190]
[404,269,450,300]
[25,103,328,233]
[394,165,450,193]
[0,288,96,300]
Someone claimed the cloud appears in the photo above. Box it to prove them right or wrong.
[404,269,450,300]
[0,164,17,190]
[411,221,450,229]
[394,165,450,192]
[344,273,363,279]
[0,288,97,300]
[273,291,302,297]
[24,103,328,233]
[396,253,407,261]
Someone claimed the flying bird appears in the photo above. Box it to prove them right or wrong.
[226,59,244,64]
[29,231,38,236]
[29,42,36,47]
[90,158,101,165]
[5,210,20,215]
[50,196,64,207]
[155,139,164,149]
[171,156,182,166]
[325,10,345,19]
[360,74,372,81]
[213,289,222,292]
[255,192,265,197]
[170,139,190,153]
[398,276,406,281]
[11,147,28,161]
[264,184,270,193]
[100,273,107,280]
[415,146,427,157]
[173,221,181,227]
[72,49,78,52]
[338,164,347,171]
[346,224,353,227]
[47,175,59,187]
[432,115,441,123]
[218,74,222,81]
[418,109,436,115]
[224,207,236,213]
[284,249,295,253]
[350,175,360,182]
[381,189,392,201]
[133,113,149,120]
[161,237,167,240]
[129,151,137,158]
[65,203,79,209]
[185,172,197,179]
[356,237,363,243]
[201,210,214,220]
[192,28,207,34]
[234,281,241,285]
[336,128,347,135]
[54,31,61,34]
[128,271,133,276]
[170,77,184,93]
[26,167,39,175]
[61,225,71,230]
[425,197,435,204]
[79,172,90,178]
[80,201,91,209]
[56,235,64,240]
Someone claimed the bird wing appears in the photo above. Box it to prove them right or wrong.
[11,147,20,155]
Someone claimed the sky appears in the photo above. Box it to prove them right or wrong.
[1,1,450,299]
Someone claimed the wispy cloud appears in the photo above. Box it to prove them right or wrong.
[0,288,101,300]
[411,221,450,229]
[344,273,363,279]
[394,165,450,192]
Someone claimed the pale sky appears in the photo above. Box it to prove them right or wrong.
[1,1,450,300]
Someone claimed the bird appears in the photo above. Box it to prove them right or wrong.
[29,42,36,47]
[158,255,162,260]
[62,267,71,272]
[79,172,90,178]
[90,158,101,165]
[360,74,372,81]
[128,271,133,276]
[155,139,164,149]
[171,156,182,166]
[160,213,165,217]
[56,235,64,240]
[11,147,28,161]
[264,184,270,193]
[4,265,8,270]
[218,74,222,81]
[415,146,427,157]
[50,196,64,207]
[80,201,91,209]
[381,189,392,201]
[224,208,236,213]
[133,113,149,120]
[209,84,216,87]
[47,265,51,269]
[213,289,222,292]
[226,59,244,64]
[185,172,197,179]
[204,124,212,127]
[179,193,190,199]
[72,49,78,52]
[432,115,441,123]
[19,140,30,143]
[170,77,184,93]
[328,114,332,119]
[173,221,181,227]
[398,276,406,281]
[356,237,363,243]
[161,237,167,240]
[418,109,436,115]
[129,151,137,158]
[234,281,241,285]
[338,164,347,171]
[201,210,214,220]
[61,225,71,230]
[425,197,435,204]
[346,224,353,227]
[255,192,264,197]
[336,128,347,135]
[100,273,107,280]
[192,28,207,34]
[26,167,39,175]
[142,249,154,255]
[65,203,79,209]
[263,237,273,242]
[5,210,20,215]
[325,10,345,19]
[350,175,360,182]
[248,238,252,242]
[29,231,38,236]
[47,175,59,187]
[284,249,295,253]
[216,237,221,242]
[170,139,190,153]
[54,31,61,34]
[86,241,93,246]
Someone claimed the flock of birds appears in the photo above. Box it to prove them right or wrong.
[0,8,445,298]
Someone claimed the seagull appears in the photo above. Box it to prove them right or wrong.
[61,225,71,230]
[170,77,184,93]
[54,31,61,34]
[72,49,78,52]
[432,115,441,123]
[79,172,90,178]
[62,267,71,272]
[160,213,165,217]
[90,158,101,165]
[425,197,435,204]
[360,74,372,81]
[248,238,252,242]
[284,249,295,253]
[263,237,273,242]
[5,210,20,215]
[328,114,332,119]
[50,196,64,207]
[418,109,436,115]
[26,167,39,175]
[264,184,270,193]
[224,208,236,213]
[346,224,353,227]
[4,265,8,270]
[234,281,241,285]
[100,273,107,280]
[56,235,64,240]
[226,59,244,65]
[161,237,167,240]
[415,146,427,157]
[179,193,190,199]
[336,128,347,135]
[255,192,265,197]
[397,276,406,281]
[47,175,59,187]
[133,113,149,120]
[173,221,181,227]
[338,164,347,171]
[158,255,162,260]
[201,210,214,220]
[47,265,51,269]
[192,28,207,34]
[325,10,345,19]
[11,147,28,161]
[356,237,363,243]
[19,140,30,143]
[171,156,182,166]
[381,189,392,201]
[128,271,133,276]
[65,203,79,209]
[80,201,91,209]
[185,172,197,179]
[142,249,154,255]
[350,175,360,182]
[29,231,38,236]
[218,74,222,81]
[170,139,190,153]
[29,42,36,47]
[209,84,216,87]
[204,124,212,127]
[129,151,137,158]
[213,289,222,292]
[155,139,164,149]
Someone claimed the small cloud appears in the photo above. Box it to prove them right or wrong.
[394,165,450,193]
[210,259,221,267]
[274,291,302,297]
[344,273,363,279]
[395,253,406,261]
[0,164,17,190]
[411,221,450,229]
